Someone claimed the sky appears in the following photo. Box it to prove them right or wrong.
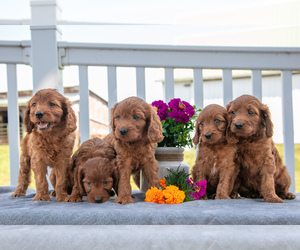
[0,0,294,101]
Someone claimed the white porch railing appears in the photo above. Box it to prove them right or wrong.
[1,1,299,193]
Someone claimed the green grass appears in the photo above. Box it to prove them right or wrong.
[184,144,300,193]
[1,144,299,192]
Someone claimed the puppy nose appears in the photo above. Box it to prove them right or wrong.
[94,197,103,203]
[35,111,44,119]
[120,128,128,135]
[205,133,212,139]
[235,122,244,129]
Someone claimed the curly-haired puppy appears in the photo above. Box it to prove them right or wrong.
[104,96,164,205]
[192,104,239,199]
[226,94,296,203]
[10,89,77,202]
[65,138,118,203]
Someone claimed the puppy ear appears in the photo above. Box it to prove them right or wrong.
[225,113,238,144]
[147,106,164,143]
[77,165,85,195]
[193,116,201,145]
[261,104,273,138]
[111,159,119,196]
[24,101,34,134]
[62,100,77,134]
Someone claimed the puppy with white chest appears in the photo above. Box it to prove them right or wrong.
[192,104,239,199]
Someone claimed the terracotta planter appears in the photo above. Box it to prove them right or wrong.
[140,147,190,192]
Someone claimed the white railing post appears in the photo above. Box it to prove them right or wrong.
[7,64,20,186]
[193,68,204,109]
[30,0,63,94]
[281,70,295,193]
[251,70,262,101]
[222,69,233,106]
[165,68,174,102]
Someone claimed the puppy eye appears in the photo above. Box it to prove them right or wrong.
[133,115,139,120]
[115,115,120,120]
[32,103,36,107]
[87,182,92,187]
[103,181,108,185]
[231,111,236,115]
[248,110,254,115]
[215,119,220,124]
[49,102,55,107]
[200,121,204,126]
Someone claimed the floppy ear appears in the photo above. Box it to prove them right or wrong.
[147,106,164,143]
[193,116,201,145]
[62,100,77,134]
[261,104,273,138]
[24,101,35,134]
[110,103,118,136]
[225,113,238,144]
[111,159,119,196]
[77,165,85,196]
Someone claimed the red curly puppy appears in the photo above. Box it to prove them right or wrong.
[65,138,118,203]
[192,104,239,199]
[10,89,77,202]
[226,94,295,203]
[105,96,164,205]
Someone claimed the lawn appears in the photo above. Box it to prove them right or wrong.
[1,144,299,192]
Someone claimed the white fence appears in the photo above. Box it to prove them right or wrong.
[1,40,300,192]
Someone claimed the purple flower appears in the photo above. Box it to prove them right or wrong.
[168,98,195,124]
[186,178,207,200]
[152,100,168,121]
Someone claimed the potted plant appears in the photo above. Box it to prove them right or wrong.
[140,98,200,192]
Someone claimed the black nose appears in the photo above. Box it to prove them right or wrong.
[235,122,244,129]
[94,197,103,203]
[120,128,128,136]
[205,133,212,139]
[35,111,44,119]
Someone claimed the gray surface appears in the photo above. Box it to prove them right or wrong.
[1,186,300,225]
[0,225,300,250]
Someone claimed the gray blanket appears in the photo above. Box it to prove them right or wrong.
[1,186,299,225]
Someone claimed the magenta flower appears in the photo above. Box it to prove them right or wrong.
[152,100,169,121]
[168,98,195,124]
[187,178,207,200]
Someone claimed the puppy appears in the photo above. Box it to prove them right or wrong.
[226,94,296,203]
[104,96,164,205]
[65,138,118,203]
[192,104,239,199]
[10,89,77,202]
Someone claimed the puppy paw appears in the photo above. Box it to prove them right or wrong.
[230,192,239,199]
[55,194,68,202]
[215,194,230,200]
[264,195,283,203]
[65,195,82,203]
[283,192,296,200]
[10,191,26,197]
[114,196,135,205]
[32,194,51,201]
[50,190,56,197]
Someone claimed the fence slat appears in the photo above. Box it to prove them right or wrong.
[136,67,146,100]
[78,65,90,143]
[165,68,174,102]
[107,66,118,130]
[193,68,204,110]
[6,64,20,186]
[222,69,233,106]
[281,70,295,193]
[251,70,262,101]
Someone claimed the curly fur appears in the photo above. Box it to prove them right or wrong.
[226,95,296,203]
[192,104,239,199]
[10,89,77,202]
[65,138,118,203]
[104,96,164,205]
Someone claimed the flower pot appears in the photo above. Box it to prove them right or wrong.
[140,147,190,192]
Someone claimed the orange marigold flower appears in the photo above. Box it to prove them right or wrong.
[159,178,166,189]
[162,185,185,204]
[145,187,165,204]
